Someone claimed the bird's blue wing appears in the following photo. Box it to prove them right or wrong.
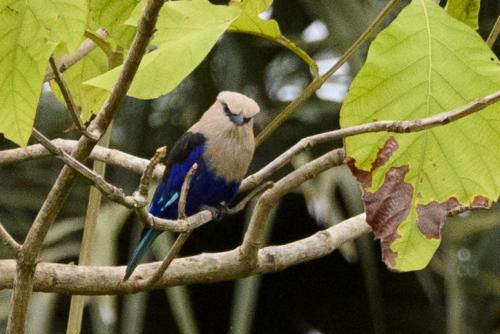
[149,132,206,218]
[124,132,206,280]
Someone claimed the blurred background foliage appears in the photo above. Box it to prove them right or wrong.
[0,0,499,333]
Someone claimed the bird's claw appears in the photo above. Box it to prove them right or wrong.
[202,204,229,221]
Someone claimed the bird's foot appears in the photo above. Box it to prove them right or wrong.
[202,204,229,221]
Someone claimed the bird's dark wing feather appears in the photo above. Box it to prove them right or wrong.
[162,131,206,180]
[149,132,206,217]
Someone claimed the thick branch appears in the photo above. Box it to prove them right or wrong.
[240,149,345,265]
[0,139,165,179]
[0,214,370,294]
[7,1,165,332]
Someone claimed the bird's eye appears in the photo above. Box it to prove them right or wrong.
[222,102,232,116]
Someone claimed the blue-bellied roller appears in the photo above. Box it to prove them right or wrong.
[124,91,260,280]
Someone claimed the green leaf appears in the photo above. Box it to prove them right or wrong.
[227,0,318,77]
[88,0,139,49]
[340,0,500,271]
[51,48,110,123]
[229,0,279,38]
[85,0,240,99]
[0,2,57,146]
[445,0,480,30]
[30,0,87,53]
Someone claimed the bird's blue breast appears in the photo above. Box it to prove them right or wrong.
[149,144,239,219]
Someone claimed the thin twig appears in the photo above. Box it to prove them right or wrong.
[226,182,274,215]
[143,233,191,285]
[144,163,198,286]
[178,164,198,220]
[7,1,165,331]
[48,56,97,140]
[0,214,371,294]
[0,223,21,252]
[486,15,500,48]
[255,0,401,146]
[138,146,167,199]
[138,177,270,233]
[137,208,212,233]
[44,29,109,82]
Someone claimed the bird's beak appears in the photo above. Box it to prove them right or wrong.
[230,113,245,126]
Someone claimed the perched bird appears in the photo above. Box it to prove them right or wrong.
[124,91,260,280]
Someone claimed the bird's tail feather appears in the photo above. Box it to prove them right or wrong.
[123,228,161,280]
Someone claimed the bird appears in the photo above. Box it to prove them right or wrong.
[123,91,260,280]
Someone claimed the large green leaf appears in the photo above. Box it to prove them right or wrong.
[340,0,500,271]
[88,0,139,49]
[228,0,318,77]
[0,1,57,146]
[85,0,240,99]
[51,48,110,123]
[445,0,480,30]
[30,0,87,53]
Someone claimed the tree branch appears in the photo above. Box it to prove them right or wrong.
[48,57,96,139]
[44,29,109,82]
[0,139,166,179]
[137,146,167,199]
[241,88,500,192]
[240,148,345,266]
[1,87,497,306]
[0,214,370,294]
[28,132,259,237]
[31,129,139,208]
[0,223,21,252]
[7,1,166,332]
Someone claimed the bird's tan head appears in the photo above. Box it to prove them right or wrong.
[189,91,260,181]
[192,91,260,135]
[216,91,260,126]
